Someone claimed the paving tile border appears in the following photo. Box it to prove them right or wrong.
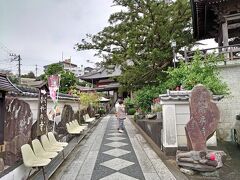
[129,117,188,180]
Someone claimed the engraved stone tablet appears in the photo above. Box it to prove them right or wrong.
[185,85,220,151]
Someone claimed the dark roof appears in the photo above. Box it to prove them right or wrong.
[98,79,115,83]
[0,74,20,92]
[94,82,120,92]
[76,86,95,92]
[80,66,121,83]
[160,90,224,102]
[84,67,94,71]
[8,84,79,100]
[27,80,48,89]
[191,0,240,40]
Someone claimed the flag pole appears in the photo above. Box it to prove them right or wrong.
[52,75,61,133]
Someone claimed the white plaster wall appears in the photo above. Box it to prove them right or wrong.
[175,104,190,147]
[18,97,80,125]
[0,165,30,180]
[161,101,217,148]
[162,104,178,148]
[217,62,240,141]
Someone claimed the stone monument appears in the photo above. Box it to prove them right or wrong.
[176,84,226,174]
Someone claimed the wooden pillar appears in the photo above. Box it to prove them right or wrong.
[222,20,229,62]
[0,91,6,145]
[222,20,229,46]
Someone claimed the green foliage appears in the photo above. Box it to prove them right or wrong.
[134,85,166,113]
[77,80,91,87]
[44,64,64,76]
[21,71,35,78]
[8,75,19,84]
[42,63,78,94]
[128,108,136,115]
[98,108,106,116]
[59,71,77,93]
[124,97,135,108]
[166,52,229,95]
[78,92,100,107]
[76,0,194,90]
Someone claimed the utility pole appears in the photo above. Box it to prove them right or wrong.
[35,64,38,78]
[9,53,21,84]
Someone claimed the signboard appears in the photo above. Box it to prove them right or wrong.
[48,75,60,102]
[48,75,60,132]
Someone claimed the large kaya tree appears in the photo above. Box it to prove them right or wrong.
[76,0,194,90]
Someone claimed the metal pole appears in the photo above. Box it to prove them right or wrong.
[173,48,176,68]
[18,55,21,84]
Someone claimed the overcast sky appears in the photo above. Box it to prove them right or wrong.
[0,0,218,76]
[0,0,119,75]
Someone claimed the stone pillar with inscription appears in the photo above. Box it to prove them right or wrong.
[161,102,178,155]
[176,85,226,175]
[36,85,49,136]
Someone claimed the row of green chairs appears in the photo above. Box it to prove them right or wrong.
[66,120,88,134]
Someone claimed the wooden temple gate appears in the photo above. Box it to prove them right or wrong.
[191,0,240,46]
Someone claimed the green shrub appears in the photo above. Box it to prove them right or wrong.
[124,97,135,109]
[128,108,136,115]
[134,85,166,113]
[165,52,229,95]
[98,109,106,116]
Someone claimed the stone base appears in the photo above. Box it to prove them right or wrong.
[163,146,178,156]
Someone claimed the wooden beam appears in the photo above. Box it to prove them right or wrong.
[228,23,240,30]
[224,13,240,21]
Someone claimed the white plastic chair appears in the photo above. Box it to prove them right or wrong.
[21,144,51,167]
[83,114,95,123]
[72,120,88,130]
[69,121,85,132]
[21,144,51,180]
[47,132,68,147]
[32,139,58,159]
[40,135,63,152]
[66,123,82,134]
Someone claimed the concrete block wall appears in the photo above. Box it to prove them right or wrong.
[169,102,217,148]
[217,61,240,141]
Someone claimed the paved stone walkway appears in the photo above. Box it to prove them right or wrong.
[50,115,176,180]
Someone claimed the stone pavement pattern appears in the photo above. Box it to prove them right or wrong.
[50,115,176,180]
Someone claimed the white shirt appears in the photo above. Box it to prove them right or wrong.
[115,102,119,112]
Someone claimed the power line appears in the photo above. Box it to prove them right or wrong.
[0,41,13,55]
[9,53,21,83]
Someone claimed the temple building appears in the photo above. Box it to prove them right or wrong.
[191,0,240,46]
[79,66,123,101]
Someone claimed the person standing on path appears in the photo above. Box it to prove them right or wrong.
[115,99,120,130]
[117,99,126,133]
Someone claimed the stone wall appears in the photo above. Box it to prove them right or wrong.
[0,95,82,178]
[217,61,240,141]
[4,97,33,166]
